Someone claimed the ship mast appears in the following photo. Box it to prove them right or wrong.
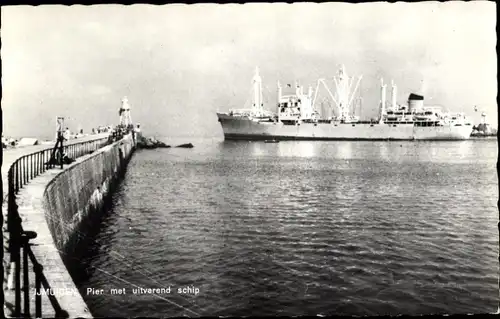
[335,65,349,119]
[312,66,362,121]
[277,80,282,122]
[312,79,339,114]
[379,78,387,123]
[252,66,263,115]
[391,80,397,110]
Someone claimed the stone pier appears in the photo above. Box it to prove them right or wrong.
[2,133,135,317]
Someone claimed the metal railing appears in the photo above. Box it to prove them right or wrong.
[6,136,109,318]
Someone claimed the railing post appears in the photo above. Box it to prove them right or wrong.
[39,151,42,175]
[59,146,63,170]
[44,150,47,173]
[23,237,29,317]
[25,157,28,185]
[15,161,20,193]
[50,148,53,169]
[22,157,25,187]
[14,223,21,317]
[20,158,24,188]
[20,231,36,318]
[34,262,42,318]
[37,152,40,177]
[19,158,22,189]
[7,169,13,231]
[41,151,44,174]
[30,154,33,180]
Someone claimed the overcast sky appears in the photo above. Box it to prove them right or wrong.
[2,2,497,139]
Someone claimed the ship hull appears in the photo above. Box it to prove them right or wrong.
[217,113,473,141]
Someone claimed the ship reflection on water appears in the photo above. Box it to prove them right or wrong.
[247,140,352,160]
[275,141,317,158]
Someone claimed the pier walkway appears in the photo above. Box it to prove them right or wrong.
[2,133,109,318]
[2,134,109,188]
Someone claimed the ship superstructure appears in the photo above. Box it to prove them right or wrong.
[217,66,473,140]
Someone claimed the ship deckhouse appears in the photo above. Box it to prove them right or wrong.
[382,88,470,127]
[276,82,315,125]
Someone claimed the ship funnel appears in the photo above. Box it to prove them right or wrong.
[408,93,424,113]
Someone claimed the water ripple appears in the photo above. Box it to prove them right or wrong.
[76,139,498,317]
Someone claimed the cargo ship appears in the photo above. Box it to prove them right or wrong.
[216,66,473,140]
